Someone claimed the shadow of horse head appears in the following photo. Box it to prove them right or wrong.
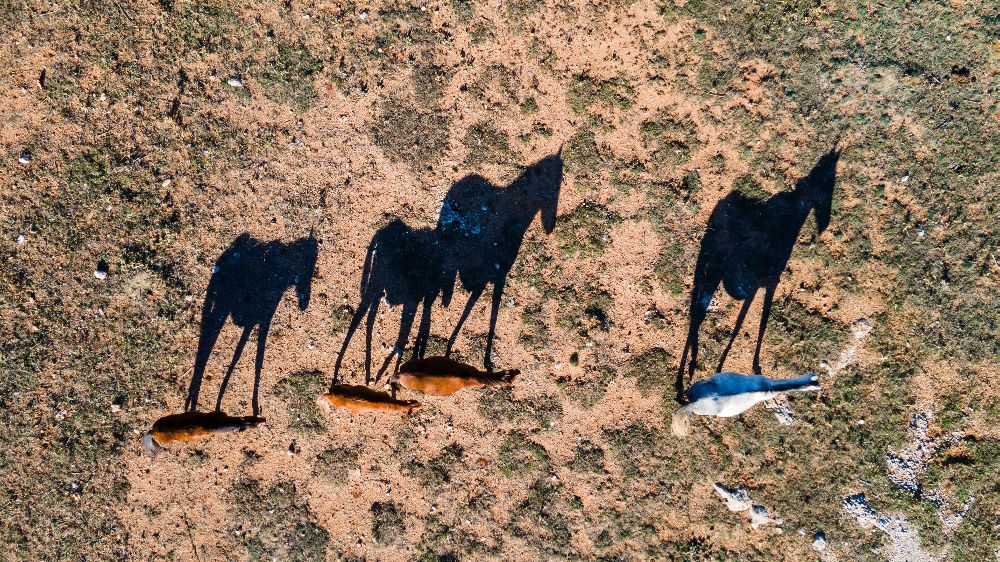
[675,146,840,403]
[186,232,318,416]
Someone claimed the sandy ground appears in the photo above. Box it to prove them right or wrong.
[2,0,996,560]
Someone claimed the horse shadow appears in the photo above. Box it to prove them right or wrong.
[333,220,448,384]
[675,147,840,403]
[437,150,563,371]
[185,233,318,416]
[333,150,563,385]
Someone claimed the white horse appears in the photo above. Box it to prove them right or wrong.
[673,372,820,436]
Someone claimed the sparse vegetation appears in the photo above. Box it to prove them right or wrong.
[625,347,673,396]
[497,431,549,476]
[228,479,330,561]
[371,501,406,545]
[463,122,510,166]
[314,447,359,480]
[372,96,451,169]
[479,387,563,429]
[554,202,620,258]
[568,439,605,473]
[403,443,465,488]
[2,0,995,559]
[275,370,327,432]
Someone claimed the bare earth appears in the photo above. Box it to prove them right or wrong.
[2,0,998,561]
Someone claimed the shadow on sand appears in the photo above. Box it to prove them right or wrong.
[185,233,318,416]
[334,151,563,385]
[675,147,840,403]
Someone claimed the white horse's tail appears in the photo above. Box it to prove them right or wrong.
[672,404,696,437]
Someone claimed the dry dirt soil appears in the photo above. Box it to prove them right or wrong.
[1,0,999,561]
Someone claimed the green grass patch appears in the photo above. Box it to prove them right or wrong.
[274,370,327,432]
[258,43,322,111]
[567,74,636,114]
[228,478,330,561]
[498,431,550,477]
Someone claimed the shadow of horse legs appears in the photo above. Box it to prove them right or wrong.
[334,220,443,386]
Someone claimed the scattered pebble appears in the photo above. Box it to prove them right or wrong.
[227,76,244,88]
[713,483,783,530]
[765,396,795,425]
[359,9,367,20]
[16,234,26,245]
[18,152,31,165]
[162,179,171,188]
[901,172,910,183]
[812,531,828,551]
[94,260,109,280]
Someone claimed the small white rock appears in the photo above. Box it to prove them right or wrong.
[16,234,26,245]
[94,269,108,280]
[18,152,31,165]
[359,10,368,20]
[227,76,244,88]
[162,179,171,188]
[812,531,828,551]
